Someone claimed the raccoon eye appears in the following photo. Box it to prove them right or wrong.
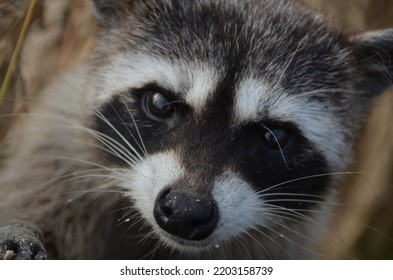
[260,128,291,150]
[144,92,175,119]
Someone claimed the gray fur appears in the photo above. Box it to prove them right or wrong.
[0,0,392,259]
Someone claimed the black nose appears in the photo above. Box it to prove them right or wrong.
[153,187,219,241]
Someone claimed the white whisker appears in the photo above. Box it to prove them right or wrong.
[258,171,362,195]
[94,109,144,161]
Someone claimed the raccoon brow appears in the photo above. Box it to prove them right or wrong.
[243,119,302,136]
[130,82,185,104]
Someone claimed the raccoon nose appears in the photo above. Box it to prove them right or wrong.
[154,188,219,241]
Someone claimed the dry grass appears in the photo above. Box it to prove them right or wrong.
[0,0,94,122]
[1,0,393,259]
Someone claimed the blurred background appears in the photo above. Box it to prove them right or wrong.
[1,0,393,259]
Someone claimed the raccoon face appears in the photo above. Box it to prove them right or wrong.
[90,0,393,256]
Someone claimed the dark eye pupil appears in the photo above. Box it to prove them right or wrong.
[262,128,290,150]
[146,92,174,119]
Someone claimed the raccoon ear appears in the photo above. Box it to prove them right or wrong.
[91,0,137,23]
[350,29,393,97]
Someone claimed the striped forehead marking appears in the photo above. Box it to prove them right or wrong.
[233,78,276,124]
[184,65,220,114]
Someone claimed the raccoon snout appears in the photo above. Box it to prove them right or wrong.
[153,187,219,241]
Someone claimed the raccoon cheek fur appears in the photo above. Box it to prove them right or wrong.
[0,0,392,259]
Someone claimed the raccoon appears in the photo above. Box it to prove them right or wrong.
[0,0,392,259]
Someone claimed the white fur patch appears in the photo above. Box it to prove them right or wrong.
[95,53,219,114]
[95,54,181,104]
[234,78,275,122]
[184,65,219,114]
[212,171,265,241]
[233,78,348,170]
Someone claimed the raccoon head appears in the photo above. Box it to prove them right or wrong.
[89,0,393,258]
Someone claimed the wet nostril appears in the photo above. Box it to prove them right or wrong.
[158,188,174,218]
[161,187,171,197]
[162,204,172,217]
